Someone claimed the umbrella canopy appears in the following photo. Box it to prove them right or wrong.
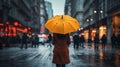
[45,15,80,34]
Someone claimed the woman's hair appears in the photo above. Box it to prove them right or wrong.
[56,33,67,39]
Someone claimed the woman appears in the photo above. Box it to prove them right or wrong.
[52,33,71,67]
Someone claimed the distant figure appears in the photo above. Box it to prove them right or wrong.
[21,33,28,49]
[94,34,99,49]
[0,36,3,49]
[101,34,107,49]
[117,34,120,48]
[32,34,39,48]
[47,34,52,47]
[31,34,35,48]
[88,36,92,46]
[16,35,21,44]
[80,35,85,48]
[111,34,117,48]
[34,34,39,47]
[52,33,71,67]
[73,34,79,49]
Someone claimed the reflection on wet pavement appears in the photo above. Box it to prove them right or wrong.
[0,43,120,67]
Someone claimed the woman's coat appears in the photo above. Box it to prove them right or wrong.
[52,34,71,64]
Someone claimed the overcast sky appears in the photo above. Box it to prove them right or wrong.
[45,0,65,16]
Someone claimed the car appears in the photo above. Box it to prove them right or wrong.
[37,34,48,45]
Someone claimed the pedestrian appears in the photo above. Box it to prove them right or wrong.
[117,34,120,48]
[31,34,35,48]
[4,36,10,47]
[101,34,107,49]
[73,33,79,49]
[94,34,99,49]
[88,36,92,46]
[47,34,52,47]
[111,33,117,48]
[79,35,82,47]
[81,35,85,48]
[16,34,21,44]
[52,33,71,67]
[21,33,28,49]
[0,36,3,49]
[34,34,39,47]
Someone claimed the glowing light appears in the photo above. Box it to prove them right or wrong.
[92,30,96,33]
[100,10,103,13]
[6,21,9,25]
[90,18,93,21]
[14,22,19,26]
[28,27,31,30]
[0,23,3,26]
[99,26,106,29]
[86,19,89,22]
[94,10,97,13]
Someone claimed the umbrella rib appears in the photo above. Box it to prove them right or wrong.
[52,22,58,32]
[62,20,65,34]
[67,21,78,31]
[51,19,61,33]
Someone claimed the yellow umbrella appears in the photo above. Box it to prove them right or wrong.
[45,15,80,34]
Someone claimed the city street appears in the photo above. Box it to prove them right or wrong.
[0,43,120,67]
[0,0,120,67]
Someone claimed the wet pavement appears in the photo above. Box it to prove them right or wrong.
[0,43,120,67]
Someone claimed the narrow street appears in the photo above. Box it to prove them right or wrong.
[0,43,120,67]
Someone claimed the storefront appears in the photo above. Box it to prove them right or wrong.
[91,29,96,41]
[112,14,120,36]
[99,25,106,39]
[0,21,29,37]
[83,30,89,42]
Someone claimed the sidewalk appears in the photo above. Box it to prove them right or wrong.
[0,43,120,67]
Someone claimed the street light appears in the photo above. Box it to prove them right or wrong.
[94,10,97,13]
[86,18,93,23]
[93,10,103,14]
[86,18,94,42]
[100,10,103,13]
[93,9,103,25]
[93,9,105,39]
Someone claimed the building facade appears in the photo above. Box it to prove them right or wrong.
[45,1,53,19]
[82,0,109,43]
[83,0,120,44]
[64,0,84,33]
[64,0,71,15]
[39,0,48,34]
[45,1,53,33]
[0,0,42,36]
[107,0,120,44]
[64,0,120,44]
